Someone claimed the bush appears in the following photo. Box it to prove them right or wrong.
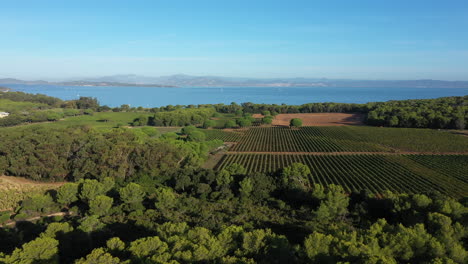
[83,109,94,116]
[290,118,302,127]
[63,109,80,116]
[46,112,62,121]
[224,120,237,128]
[203,120,216,129]
[237,118,252,128]
[132,116,149,126]
[181,125,197,135]
[0,212,10,224]
[140,127,160,137]
[187,131,206,142]
[262,116,273,124]
[14,212,28,221]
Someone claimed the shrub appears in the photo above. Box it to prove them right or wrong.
[290,118,302,127]
[203,120,216,129]
[224,120,237,128]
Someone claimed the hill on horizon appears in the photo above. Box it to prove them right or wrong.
[1,75,468,88]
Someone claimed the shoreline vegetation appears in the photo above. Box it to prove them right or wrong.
[0,91,466,129]
[0,91,467,263]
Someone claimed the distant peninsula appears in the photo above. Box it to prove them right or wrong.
[0,78,175,88]
[1,75,468,88]
[55,81,176,88]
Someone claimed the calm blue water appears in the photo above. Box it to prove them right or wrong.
[5,84,468,107]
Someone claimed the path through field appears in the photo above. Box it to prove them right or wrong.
[1,212,70,227]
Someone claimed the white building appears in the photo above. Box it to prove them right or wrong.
[0,112,10,118]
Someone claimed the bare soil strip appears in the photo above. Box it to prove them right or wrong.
[272,113,365,126]
[0,175,65,188]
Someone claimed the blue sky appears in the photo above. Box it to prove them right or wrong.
[1,0,468,80]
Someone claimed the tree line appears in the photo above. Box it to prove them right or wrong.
[1,91,466,129]
[0,93,101,127]
[366,96,467,129]
[0,126,221,182]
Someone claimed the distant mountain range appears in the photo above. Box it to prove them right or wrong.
[1,74,468,88]
[0,78,173,88]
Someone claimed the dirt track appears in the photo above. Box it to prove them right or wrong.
[0,175,65,189]
[1,212,69,227]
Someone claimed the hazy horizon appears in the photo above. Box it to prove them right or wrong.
[1,1,468,80]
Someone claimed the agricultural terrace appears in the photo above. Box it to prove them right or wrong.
[215,154,468,198]
[272,113,365,126]
[226,126,468,153]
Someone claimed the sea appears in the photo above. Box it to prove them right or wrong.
[5,84,468,108]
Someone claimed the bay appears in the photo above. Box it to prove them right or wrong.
[5,84,468,107]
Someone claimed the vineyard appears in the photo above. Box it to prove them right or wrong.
[345,126,468,153]
[406,155,468,184]
[215,153,468,197]
[203,126,468,153]
[203,129,243,142]
[230,127,389,152]
[205,125,468,197]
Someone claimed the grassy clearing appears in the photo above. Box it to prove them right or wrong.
[210,113,238,128]
[0,99,48,112]
[0,176,63,211]
[347,126,468,153]
[0,112,146,132]
[0,112,182,139]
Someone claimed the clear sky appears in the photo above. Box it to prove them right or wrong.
[1,0,468,80]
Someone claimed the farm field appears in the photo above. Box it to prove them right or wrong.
[203,129,244,142]
[406,155,468,184]
[272,113,365,126]
[215,153,468,198]
[208,125,468,198]
[224,126,468,153]
[230,127,387,152]
[345,126,468,153]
